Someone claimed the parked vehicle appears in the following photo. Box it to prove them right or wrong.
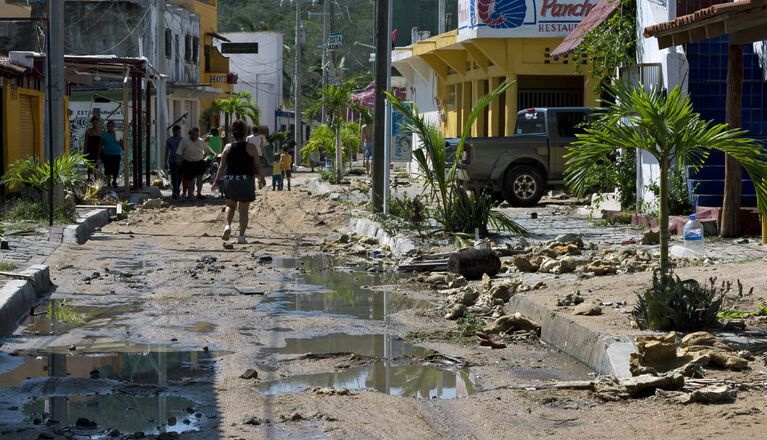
[447,107,595,207]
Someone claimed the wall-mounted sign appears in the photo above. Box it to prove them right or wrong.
[457,0,591,40]
[221,42,259,54]
[327,32,342,49]
[209,75,228,84]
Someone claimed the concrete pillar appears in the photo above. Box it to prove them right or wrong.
[504,74,518,135]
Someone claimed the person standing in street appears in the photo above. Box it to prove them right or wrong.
[211,119,267,244]
[280,145,293,191]
[83,116,103,181]
[176,127,215,199]
[165,125,183,199]
[361,121,374,175]
[100,120,123,188]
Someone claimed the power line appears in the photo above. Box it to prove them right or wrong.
[91,6,152,55]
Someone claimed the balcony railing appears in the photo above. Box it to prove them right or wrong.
[618,63,664,92]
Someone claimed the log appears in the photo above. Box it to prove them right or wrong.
[447,248,501,280]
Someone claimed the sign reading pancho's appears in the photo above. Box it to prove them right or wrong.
[457,0,593,40]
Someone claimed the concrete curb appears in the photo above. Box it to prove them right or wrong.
[349,215,417,258]
[63,209,110,245]
[507,294,635,378]
[0,264,51,336]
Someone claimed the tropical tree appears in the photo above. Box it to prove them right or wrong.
[385,81,526,236]
[565,82,767,286]
[214,91,260,141]
[306,80,369,181]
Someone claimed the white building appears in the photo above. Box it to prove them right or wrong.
[218,32,284,132]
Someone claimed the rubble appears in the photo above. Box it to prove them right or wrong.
[484,312,541,335]
[557,291,584,307]
[573,303,602,316]
[675,385,737,404]
[444,303,467,320]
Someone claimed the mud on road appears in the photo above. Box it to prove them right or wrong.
[1,186,766,439]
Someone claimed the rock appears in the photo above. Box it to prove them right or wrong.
[156,433,181,440]
[481,273,492,289]
[109,430,121,437]
[687,348,749,370]
[559,256,578,273]
[636,334,678,365]
[592,376,630,401]
[37,433,54,440]
[550,243,581,256]
[444,286,480,306]
[680,331,716,348]
[447,275,468,289]
[641,228,660,245]
[573,303,602,316]
[675,385,737,404]
[447,248,501,280]
[89,369,100,379]
[75,418,97,428]
[290,412,303,422]
[141,199,165,209]
[538,257,560,273]
[486,282,519,302]
[167,416,177,426]
[671,356,709,378]
[585,260,618,276]
[223,242,234,250]
[338,234,350,244]
[554,233,584,248]
[512,255,537,273]
[244,417,265,425]
[132,432,146,439]
[239,369,259,380]
[557,291,584,307]
[484,312,540,335]
[444,303,467,320]
[721,319,746,331]
[620,373,684,397]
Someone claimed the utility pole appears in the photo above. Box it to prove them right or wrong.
[320,0,327,122]
[155,0,167,169]
[372,0,389,212]
[382,0,393,215]
[294,0,303,165]
[46,0,65,226]
[438,0,446,34]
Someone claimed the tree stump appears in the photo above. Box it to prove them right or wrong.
[447,248,501,280]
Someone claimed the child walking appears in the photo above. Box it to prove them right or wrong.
[279,146,292,191]
[272,153,283,190]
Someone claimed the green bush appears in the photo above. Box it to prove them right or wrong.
[646,170,693,216]
[440,190,526,236]
[390,195,429,233]
[1,151,92,196]
[632,271,739,331]
[2,200,76,224]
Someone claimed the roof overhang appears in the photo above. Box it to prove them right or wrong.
[552,0,622,56]
[644,0,767,48]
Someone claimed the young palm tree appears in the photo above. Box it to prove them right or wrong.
[306,81,369,181]
[215,91,260,141]
[565,83,767,286]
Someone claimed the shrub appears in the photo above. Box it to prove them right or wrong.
[1,151,92,196]
[440,190,526,236]
[632,270,744,331]
[390,195,429,234]
[646,170,693,216]
[2,200,76,224]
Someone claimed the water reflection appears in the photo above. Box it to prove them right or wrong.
[20,300,139,335]
[24,395,200,435]
[259,363,475,399]
[263,333,431,359]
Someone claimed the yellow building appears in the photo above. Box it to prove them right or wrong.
[0,58,44,175]
[393,0,599,138]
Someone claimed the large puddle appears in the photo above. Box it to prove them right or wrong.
[19,300,140,335]
[0,344,227,388]
[260,255,431,321]
[23,395,200,436]
[262,333,431,359]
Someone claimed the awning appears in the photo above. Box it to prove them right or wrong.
[644,0,767,48]
[551,0,622,56]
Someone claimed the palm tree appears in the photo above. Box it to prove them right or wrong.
[565,83,767,286]
[306,80,369,181]
[215,91,260,141]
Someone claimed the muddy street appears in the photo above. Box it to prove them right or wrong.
[2,182,767,439]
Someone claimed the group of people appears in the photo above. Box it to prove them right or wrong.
[82,117,124,188]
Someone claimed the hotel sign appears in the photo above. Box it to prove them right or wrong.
[457,0,593,40]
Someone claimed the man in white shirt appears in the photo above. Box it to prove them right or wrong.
[176,127,215,199]
[246,126,268,168]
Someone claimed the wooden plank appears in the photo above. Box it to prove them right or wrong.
[720,44,744,238]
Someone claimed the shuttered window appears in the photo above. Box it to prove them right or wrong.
[18,94,36,159]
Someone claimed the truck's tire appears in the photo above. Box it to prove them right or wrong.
[502,165,544,207]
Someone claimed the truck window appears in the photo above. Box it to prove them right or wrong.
[515,111,545,135]
[557,111,590,138]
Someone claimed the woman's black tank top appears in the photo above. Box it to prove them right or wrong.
[226,141,254,176]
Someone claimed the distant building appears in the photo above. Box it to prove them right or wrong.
[218,32,283,132]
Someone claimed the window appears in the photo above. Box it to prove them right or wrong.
[556,111,590,138]
[184,35,192,62]
[192,37,199,63]
[164,29,171,59]
[515,111,546,135]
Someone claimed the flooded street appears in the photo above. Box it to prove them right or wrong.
[3,189,746,440]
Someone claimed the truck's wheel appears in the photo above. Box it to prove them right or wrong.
[502,166,544,207]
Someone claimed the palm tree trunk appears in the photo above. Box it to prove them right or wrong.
[335,123,342,182]
[659,158,670,287]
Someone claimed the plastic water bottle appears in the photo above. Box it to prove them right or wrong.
[683,214,704,255]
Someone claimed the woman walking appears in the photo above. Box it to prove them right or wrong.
[211,120,266,244]
[100,121,123,188]
[83,116,103,181]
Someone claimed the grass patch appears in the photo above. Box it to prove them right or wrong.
[0,262,17,271]
[406,313,486,345]
[1,200,76,225]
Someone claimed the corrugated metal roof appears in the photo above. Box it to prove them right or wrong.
[551,0,622,57]
[644,0,758,37]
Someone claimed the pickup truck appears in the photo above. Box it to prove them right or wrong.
[448,107,595,207]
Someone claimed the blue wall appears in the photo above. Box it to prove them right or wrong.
[686,36,767,208]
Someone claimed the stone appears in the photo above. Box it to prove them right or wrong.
[620,373,684,397]
[447,275,468,289]
[239,369,259,380]
[554,233,584,248]
[141,199,165,209]
[585,260,618,276]
[223,242,234,250]
[481,273,492,289]
[538,257,560,273]
[338,234,350,244]
[573,303,602,316]
[37,433,54,440]
[557,291,584,307]
[512,255,537,273]
[641,228,660,245]
[444,286,480,306]
[444,303,467,320]
[484,312,540,335]
[680,331,716,348]
[636,337,678,365]
[559,256,578,273]
[687,348,749,370]
[290,412,304,422]
[487,282,519,302]
[447,248,502,280]
[592,376,630,401]
[675,385,737,404]
[167,417,177,426]
[75,418,97,428]
[244,417,265,425]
